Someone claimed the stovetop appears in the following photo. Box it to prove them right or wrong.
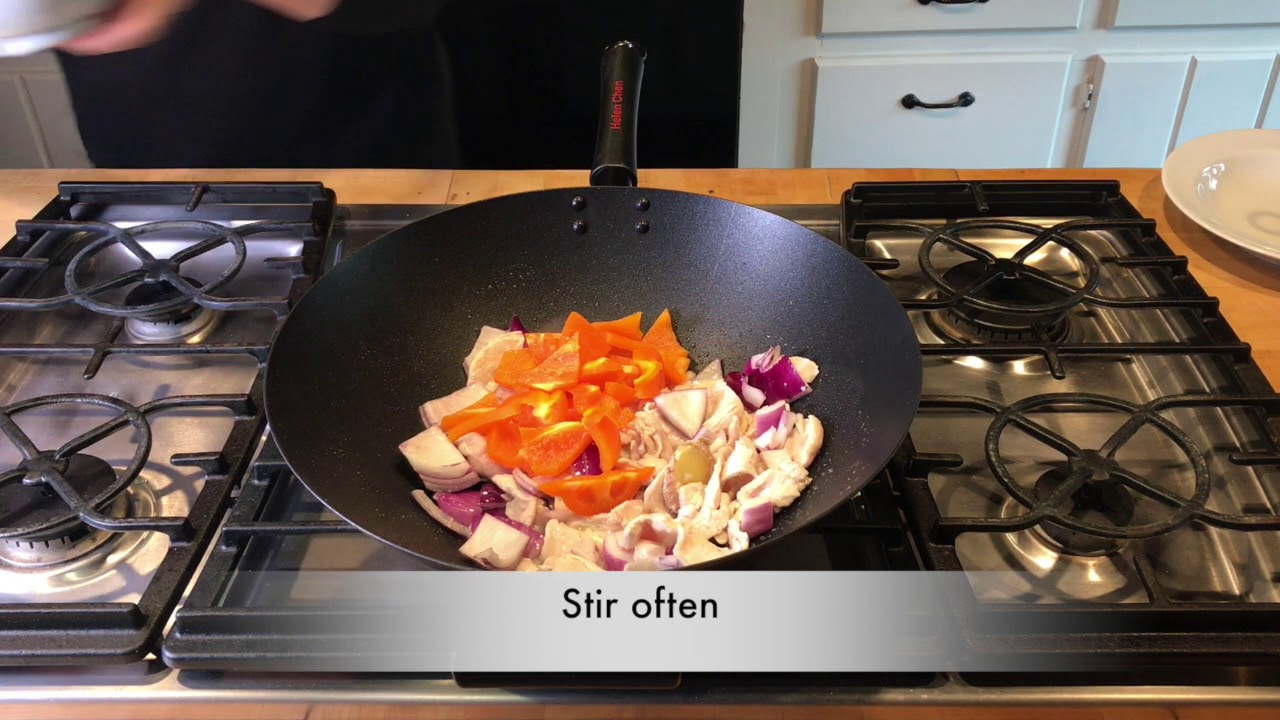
[0,180,1279,705]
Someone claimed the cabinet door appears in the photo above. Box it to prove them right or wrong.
[1174,54,1276,148]
[1084,53,1278,167]
[1082,55,1187,167]
[822,0,1083,34]
[811,54,1071,169]
[1113,1,1280,28]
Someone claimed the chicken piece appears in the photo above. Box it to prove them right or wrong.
[789,356,820,384]
[622,407,684,462]
[673,525,731,566]
[737,459,811,509]
[725,517,749,552]
[759,449,791,470]
[721,439,762,495]
[547,554,604,572]
[533,497,576,533]
[540,519,602,565]
[505,495,539,526]
[643,464,673,515]
[464,328,525,385]
[784,415,824,469]
[456,433,507,478]
[675,482,705,521]
[619,513,680,552]
[694,359,724,384]
[490,472,530,500]
[611,499,647,527]
[623,540,671,571]
[514,558,541,572]
[419,384,489,428]
[703,380,749,437]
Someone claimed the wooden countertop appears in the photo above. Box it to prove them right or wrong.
[2,167,1275,384]
[0,170,1273,720]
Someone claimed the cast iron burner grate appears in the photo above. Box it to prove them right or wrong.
[0,182,333,665]
[844,183,1249,379]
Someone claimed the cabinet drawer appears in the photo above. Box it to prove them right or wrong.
[821,0,1083,34]
[1113,1,1280,28]
[811,54,1071,169]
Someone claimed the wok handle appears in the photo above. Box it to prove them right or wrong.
[590,40,646,188]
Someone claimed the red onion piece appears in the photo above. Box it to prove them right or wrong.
[569,444,602,476]
[508,315,527,333]
[435,491,485,528]
[487,510,544,558]
[477,482,506,510]
[603,534,632,571]
[740,501,774,538]
[410,490,471,538]
[657,555,682,570]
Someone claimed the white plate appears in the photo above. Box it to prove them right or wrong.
[1162,129,1280,263]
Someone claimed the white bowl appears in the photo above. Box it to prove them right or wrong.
[1162,129,1280,263]
[0,0,115,57]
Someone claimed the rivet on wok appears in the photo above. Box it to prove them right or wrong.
[635,220,650,234]
[572,220,589,234]
[571,195,587,211]
[635,198,650,211]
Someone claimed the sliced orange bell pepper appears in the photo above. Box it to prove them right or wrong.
[493,349,538,389]
[642,309,687,354]
[581,356,626,384]
[520,336,580,392]
[662,353,691,385]
[583,412,622,472]
[593,312,644,340]
[508,389,571,427]
[441,403,521,442]
[633,358,665,400]
[485,419,523,469]
[561,311,592,334]
[526,333,567,364]
[583,394,632,430]
[603,331,662,356]
[540,466,655,516]
[603,381,636,405]
[523,421,593,477]
[569,384,603,414]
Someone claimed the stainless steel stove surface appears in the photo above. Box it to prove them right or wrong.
[0,180,1279,707]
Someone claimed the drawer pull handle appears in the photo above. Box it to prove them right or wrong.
[901,91,976,110]
[917,0,989,4]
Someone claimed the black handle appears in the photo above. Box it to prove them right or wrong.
[901,91,976,110]
[590,40,646,188]
[918,0,989,4]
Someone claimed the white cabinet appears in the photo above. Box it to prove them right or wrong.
[0,51,88,169]
[821,0,1084,34]
[812,54,1070,168]
[742,0,1280,169]
[1082,55,1188,168]
[1112,1,1280,28]
[1084,52,1279,168]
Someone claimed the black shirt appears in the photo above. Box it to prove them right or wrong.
[57,0,459,168]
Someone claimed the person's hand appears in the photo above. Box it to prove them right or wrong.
[57,0,192,56]
[247,0,342,22]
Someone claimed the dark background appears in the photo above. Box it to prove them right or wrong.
[437,0,743,170]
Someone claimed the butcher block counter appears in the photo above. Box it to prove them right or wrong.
[0,168,1277,720]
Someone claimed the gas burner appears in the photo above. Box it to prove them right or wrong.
[123,275,223,343]
[986,394,1210,542]
[0,489,129,568]
[1031,465,1134,556]
[919,219,1100,341]
[0,395,150,541]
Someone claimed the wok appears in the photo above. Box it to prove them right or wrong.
[264,41,922,569]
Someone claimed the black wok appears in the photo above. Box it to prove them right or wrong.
[264,41,922,569]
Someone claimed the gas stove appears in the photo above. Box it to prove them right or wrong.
[0,180,1278,706]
